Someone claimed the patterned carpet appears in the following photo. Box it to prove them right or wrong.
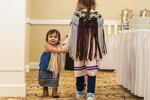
[0,69,143,100]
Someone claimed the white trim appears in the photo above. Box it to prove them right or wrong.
[26,18,71,25]
[104,20,120,25]
[25,65,30,72]
[0,67,24,72]
[26,18,121,25]
[0,84,25,97]
[26,18,120,34]
[108,25,112,34]
[29,62,39,69]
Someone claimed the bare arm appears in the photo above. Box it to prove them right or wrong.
[44,43,65,53]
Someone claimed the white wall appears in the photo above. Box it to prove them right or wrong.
[0,0,26,97]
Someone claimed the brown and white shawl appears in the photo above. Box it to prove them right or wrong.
[68,10,107,61]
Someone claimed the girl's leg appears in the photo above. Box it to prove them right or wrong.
[52,88,59,98]
[85,59,98,100]
[74,59,86,98]
[43,86,49,96]
[52,74,60,98]
[87,75,96,93]
[76,76,85,98]
[76,76,85,92]
[87,76,96,100]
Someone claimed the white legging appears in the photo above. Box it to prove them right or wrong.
[74,59,98,77]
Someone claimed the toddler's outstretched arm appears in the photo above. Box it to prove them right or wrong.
[44,42,65,53]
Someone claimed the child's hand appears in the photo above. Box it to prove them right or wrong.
[59,47,67,53]
[44,42,66,53]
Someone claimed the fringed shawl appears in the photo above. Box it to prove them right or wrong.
[48,45,62,76]
[68,10,107,60]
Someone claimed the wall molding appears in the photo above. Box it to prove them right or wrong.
[0,84,25,97]
[26,18,121,34]
[0,67,24,72]
[26,18,71,25]
[26,18,121,25]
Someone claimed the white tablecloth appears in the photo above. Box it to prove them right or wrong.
[98,34,120,69]
[116,29,150,100]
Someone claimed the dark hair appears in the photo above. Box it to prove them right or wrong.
[77,0,96,16]
[45,29,61,43]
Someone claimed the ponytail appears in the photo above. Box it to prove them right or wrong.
[87,6,91,17]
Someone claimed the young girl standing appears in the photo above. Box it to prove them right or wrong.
[38,29,64,98]
[63,0,107,100]
[45,0,107,99]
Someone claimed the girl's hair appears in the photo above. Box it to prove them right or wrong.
[77,0,96,16]
[45,29,61,43]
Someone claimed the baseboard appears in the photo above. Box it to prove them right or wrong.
[25,62,39,72]
[29,62,39,69]
[25,65,30,72]
[0,84,25,97]
[99,66,116,70]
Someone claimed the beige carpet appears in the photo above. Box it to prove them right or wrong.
[0,69,143,100]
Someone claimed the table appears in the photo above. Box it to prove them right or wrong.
[98,34,120,70]
[116,29,150,100]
